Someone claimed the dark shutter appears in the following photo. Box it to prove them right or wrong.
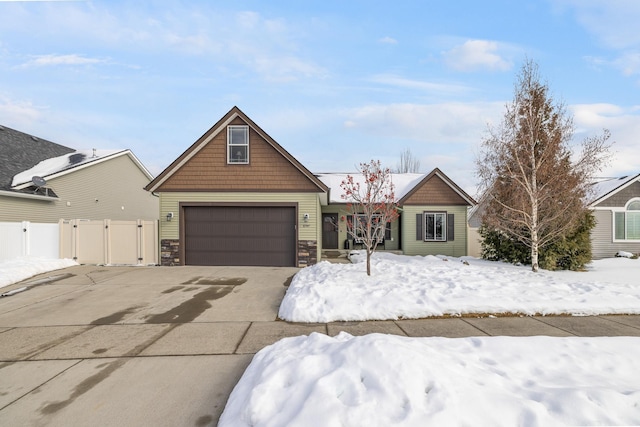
[447,213,455,241]
[385,222,391,240]
[416,213,423,240]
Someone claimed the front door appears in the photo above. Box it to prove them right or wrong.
[322,213,339,249]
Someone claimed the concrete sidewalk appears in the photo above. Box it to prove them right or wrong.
[1,265,639,426]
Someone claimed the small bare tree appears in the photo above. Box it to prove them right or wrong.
[477,59,612,272]
[341,160,399,276]
[395,148,421,173]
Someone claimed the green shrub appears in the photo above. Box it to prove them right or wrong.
[480,210,595,271]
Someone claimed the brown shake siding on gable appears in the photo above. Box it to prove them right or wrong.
[402,174,469,206]
[155,119,320,193]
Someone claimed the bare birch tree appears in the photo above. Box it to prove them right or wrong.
[477,59,612,272]
[341,160,399,276]
[395,148,421,173]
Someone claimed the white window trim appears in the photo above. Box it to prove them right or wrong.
[227,125,249,164]
[611,198,640,242]
[424,211,447,242]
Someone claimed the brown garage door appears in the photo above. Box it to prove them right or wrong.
[183,206,296,266]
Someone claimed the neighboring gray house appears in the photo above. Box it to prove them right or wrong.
[0,125,158,223]
[469,174,640,260]
[589,174,640,259]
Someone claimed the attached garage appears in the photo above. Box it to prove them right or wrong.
[183,205,297,267]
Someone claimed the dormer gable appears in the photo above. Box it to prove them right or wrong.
[146,107,327,193]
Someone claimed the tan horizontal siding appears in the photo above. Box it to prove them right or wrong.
[1,155,158,223]
[159,192,321,242]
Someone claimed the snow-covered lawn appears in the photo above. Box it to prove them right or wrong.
[215,252,640,426]
[279,252,640,322]
[219,333,640,427]
[0,257,77,290]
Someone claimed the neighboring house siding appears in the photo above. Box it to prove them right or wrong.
[593,182,640,207]
[592,209,640,259]
[159,191,321,241]
[0,155,158,222]
[401,205,468,257]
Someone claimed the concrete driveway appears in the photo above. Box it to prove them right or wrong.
[1,265,640,426]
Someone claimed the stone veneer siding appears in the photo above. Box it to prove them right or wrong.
[161,238,317,267]
[297,240,317,267]
[161,239,180,266]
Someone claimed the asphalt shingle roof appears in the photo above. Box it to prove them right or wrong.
[0,125,74,191]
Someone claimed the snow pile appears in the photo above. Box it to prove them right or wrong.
[279,252,640,322]
[219,333,640,427]
[0,257,78,289]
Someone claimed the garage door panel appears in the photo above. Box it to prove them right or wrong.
[184,206,296,266]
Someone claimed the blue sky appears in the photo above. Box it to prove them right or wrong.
[1,0,639,195]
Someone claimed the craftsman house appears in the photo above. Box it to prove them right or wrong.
[145,107,476,267]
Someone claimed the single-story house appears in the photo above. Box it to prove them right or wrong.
[145,106,476,267]
[0,125,158,223]
[589,174,640,259]
[316,170,476,258]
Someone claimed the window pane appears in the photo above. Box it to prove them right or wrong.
[425,215,434,240]
[615,212,625,240]
[627,212,640,239]
[230,127,248,145]
[628,200,640,211]
[435,214,444,240]
[229,146,247,163]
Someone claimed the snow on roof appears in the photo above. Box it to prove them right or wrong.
[589,174,640,205]
[316,173,425,203]
[11,149,126,187]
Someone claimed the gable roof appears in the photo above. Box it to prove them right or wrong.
[589,173,640,207]
[145,106,328,194]
[398,168,476,206]
[1,125,153,201]
[316,168,476,206]
[0,125,74,192]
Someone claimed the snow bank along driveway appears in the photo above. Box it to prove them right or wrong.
[219,333,640,427]
[279,252,640,322]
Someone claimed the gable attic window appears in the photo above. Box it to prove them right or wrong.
[614,198,640,241]
[227,125,249,164]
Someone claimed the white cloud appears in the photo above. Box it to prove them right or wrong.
[23,54,105,67]
[369,74,471,94]
[554,0,640,50]
[344,102,504,143]
[443,40,513,72]
[570,103,640,176]
[378,36,397,44]
[0,96,44,127]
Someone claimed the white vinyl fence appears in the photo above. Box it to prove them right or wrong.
[1,220,158,265]
[0,221,59,262]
